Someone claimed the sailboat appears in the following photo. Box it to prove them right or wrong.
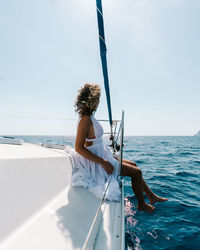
[0,0,125,249]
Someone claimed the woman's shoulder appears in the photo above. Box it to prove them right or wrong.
[78,115,92,126]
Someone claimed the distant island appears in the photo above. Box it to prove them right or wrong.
[194,131,200,136]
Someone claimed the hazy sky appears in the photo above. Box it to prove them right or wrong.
[0,0,200,136]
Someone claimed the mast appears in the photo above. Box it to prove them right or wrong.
[96,0,113,129]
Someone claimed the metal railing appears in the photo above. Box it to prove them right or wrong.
[119,111,125,250]
[118,110,124,176]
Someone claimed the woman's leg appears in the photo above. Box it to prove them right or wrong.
[120,162,155,212]
[121,159,156,199]
[122,159,168,204]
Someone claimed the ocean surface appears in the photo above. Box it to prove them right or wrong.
[11,135,200,249]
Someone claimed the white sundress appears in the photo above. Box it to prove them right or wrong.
[64,115,121,201]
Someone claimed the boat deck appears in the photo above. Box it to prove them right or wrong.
[0,143,124,250]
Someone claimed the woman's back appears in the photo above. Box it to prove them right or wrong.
[77,115,104,147]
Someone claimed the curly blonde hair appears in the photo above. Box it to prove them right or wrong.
[75,83,101,117]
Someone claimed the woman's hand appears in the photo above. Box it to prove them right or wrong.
[101,160,114,175]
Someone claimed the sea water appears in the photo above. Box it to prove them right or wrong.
[123,136,200,250]
[12,135,200,249]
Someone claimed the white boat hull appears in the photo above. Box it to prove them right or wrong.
[0,143,124,250]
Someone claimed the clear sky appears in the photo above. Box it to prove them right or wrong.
[0,0,200,136]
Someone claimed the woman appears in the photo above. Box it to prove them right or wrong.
[65,83,168,213]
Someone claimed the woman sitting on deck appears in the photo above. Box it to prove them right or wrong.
[65,83,168,213]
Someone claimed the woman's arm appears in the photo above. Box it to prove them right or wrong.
[75,115,114,175]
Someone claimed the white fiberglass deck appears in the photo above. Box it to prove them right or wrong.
[0,143,124,250]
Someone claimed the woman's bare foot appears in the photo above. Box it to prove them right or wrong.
[137,203,155,213]
[149,195,168,205]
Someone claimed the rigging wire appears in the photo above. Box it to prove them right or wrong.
[82,175,113,250]
[0,115,76,120]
